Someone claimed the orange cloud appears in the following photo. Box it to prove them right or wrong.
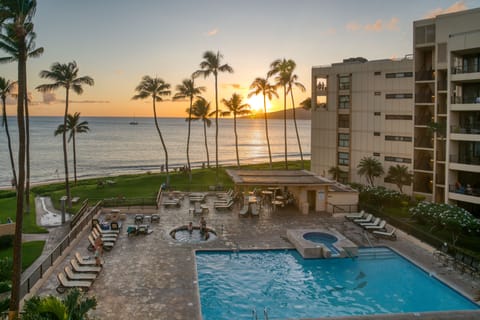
[205,28,219,36]
[347,17,399,32]
[424,1,467,18]
[346,21,361,32]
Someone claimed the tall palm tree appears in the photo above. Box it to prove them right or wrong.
[173,76,205,181]
[0,26,43,213]
[386,164,413,193]
[268,58,295,169]
[286,71,306,169]
[196,50,233,182]
[54,112,90,185]
[133,76,171,184]
[222,93,250,168]
[191,97,215,168]
[248,77,278,169]
[0,77,17,185]
[0,1,37,317]
[357,156,384,187]
[36,61,94,209]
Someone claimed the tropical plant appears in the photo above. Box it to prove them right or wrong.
[196,50,233,182]
[22,288,97,320]
[248,77,278,168]
[0,1,38,317]
[300,97,312,110]
[190,97,215,168]
[268,58,295,169]
[222,93,250,168]
[385,164,413,193]
[36,61,94,209]
[328,166,346,181]
[0,77,17,185]
[173,76,205,181]
[54,112,90,185]
[132,76,171,184]
[357,156,384,186]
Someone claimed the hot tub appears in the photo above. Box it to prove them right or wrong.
[170,226,217,243]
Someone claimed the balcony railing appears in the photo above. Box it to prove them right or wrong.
[415,70,435,81]
[451,96,480,104]
[415,94,434,104]
[450,125,480,134]
[449,184,480,197]
[451,65,480,74]
[450,154,480,165]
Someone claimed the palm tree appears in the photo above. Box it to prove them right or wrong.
[286,70,306,169]
[0,26,43,213]
[357,156,384,187]
[0,1,38,317]
[36,61,94,210]
[191,97,215,168]
[248,77,278,169]
[0,77,17,185]
[173,76,205,181]
[133,76,171,184]
[54,112,89,185]
[268,58,295,169]
[22,288,97,320]
[386,164,413,193]
[196,50,233,182]
[222,93,250,168]
[328,166,346,181]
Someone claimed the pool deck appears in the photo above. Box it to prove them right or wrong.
[30,193,480,319]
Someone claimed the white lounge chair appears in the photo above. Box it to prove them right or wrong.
[360,217,380,227]
[251,203,259,217]
[239,205,248,216]
[64,266,97,281]
[365,220,387,231]
[345,210,365,220]
[194,201,202,215]
[373,227,397,240]
[215,200,234,210]
[92,228,117,241]
[70,259,102,274]
[56,273,92,294]
[75,252,96,266]
[163,198,181,207]
[354,214,373,224]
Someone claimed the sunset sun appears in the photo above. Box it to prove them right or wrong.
[247,95,271,113]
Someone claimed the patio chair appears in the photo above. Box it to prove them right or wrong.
[70,259,102,274]
[87,235,114,252]
[194,201,202,215]
[239,205,248,216]
[217,189,233,199]
[215,200,234,210]
[75,252,97,266]
[353,214,373,224]
[373,227,397,240]
[56,273,92,294]
[95,224,119,235]
[92,228,117,242]
[251,203,259,217]
[345,210,365,220]
[359,217,380,227]
[151,214,160,223]
[64,266,97,282]
[365,220,387,231]
[163,198,181,207]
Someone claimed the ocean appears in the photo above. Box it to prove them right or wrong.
[0,116,311,188]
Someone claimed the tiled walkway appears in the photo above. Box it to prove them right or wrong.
[31,193,480,319]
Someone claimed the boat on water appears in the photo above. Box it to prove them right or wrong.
[129,116,138,125]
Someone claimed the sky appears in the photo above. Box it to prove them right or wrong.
[1,0,480,117]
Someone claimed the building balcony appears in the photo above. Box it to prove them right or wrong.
[451,65,480,74]
[415,94,435,104]
[449,154,480,166]
[415,70,435,81]
[449,186,480,205]
[451,96,480,104]
[450,125,480,135]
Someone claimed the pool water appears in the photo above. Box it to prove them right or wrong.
[196,247,479,320]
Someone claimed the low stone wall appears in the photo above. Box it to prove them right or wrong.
[0,223,15,237]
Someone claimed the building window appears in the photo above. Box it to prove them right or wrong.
[338,115,349,128]
[385,72,413,78]
[339,75,351,90]
[385,93,413,99]
[338,95,350,108]
[374,112,381,116]
[374,91,381,96]
[374,71,381,76]
[338,152,349,166]
[385,114,412,120]
[338,171,349,184]
[385,135,412,142]
[374,132,381,136]
[373,152,381,156]
[385,156,411,164]
[338,133,350,147]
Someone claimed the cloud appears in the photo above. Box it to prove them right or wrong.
[424,1,467,18]
[39,92,109,104]
[222,83,244,90]
[41,92,57,104]
[346,17,399,32]
[346,21,361,32]
[204,28,219,36]
[322,27,337,35]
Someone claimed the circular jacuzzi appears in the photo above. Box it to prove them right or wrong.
[170,226,217,243]
[303,232,338,244]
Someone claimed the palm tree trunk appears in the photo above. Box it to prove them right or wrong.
[10,43,26,320]
[186,96,193,182]
[72,132,77,185]
[214,74,219,183]
[203,121,210,168]
[283,85,288,170]
[290,90,304,169]
[24,73,31,212]
[1,99,17,185]
[263,94,272,169]
[63,89,72,209]
[234,114,239,168]
[153,99,169,185]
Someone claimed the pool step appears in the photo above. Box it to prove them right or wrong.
[358,248,397,260]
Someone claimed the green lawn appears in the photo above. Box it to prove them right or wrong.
[0,196,46,234]
[0,241,45,272]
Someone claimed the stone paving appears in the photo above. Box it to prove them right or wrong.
[31,193,480,320]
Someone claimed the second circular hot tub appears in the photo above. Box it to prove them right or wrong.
[170,226,217,243]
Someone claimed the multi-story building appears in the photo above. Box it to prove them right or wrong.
[311,57,414,192]
[413,8,480,215]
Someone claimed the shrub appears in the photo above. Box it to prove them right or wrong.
[0,281,10,293]
[0,235,14,250]
[0,257,13,281]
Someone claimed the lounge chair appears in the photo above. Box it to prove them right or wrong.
[359,217,380,227]
[251,203,259,217]
[217,189,233,199]
[193,202,202,215]
[163,198,181,207]
[64,266,97,281]
[75,252,97,266]
[345,210,365,220]
[87,235,114,252]
[215,200,234,210]
[354,214,373,224]
[95,224,119,235]
[70,259,102,274]
[92,228,117,241]
[56,273,92,294]
[239,205,248,216]
[365,220,387,231]
[373,227,397,240]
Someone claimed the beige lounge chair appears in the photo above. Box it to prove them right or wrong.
[215,200,234,210]
[87,235,114,252]
[70,259,102,274]
[373,227,397,240]
[64,266,97,281]
[92,229,117,242]
[75,252,96,266]
[345,210,365,220]
[57,273,92,294]
[193,201,202,215]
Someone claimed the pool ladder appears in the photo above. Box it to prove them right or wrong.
[251,307,269,320]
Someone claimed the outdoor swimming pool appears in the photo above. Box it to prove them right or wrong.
[196,247,479,320]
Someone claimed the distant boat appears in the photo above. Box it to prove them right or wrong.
[129,116,138,125]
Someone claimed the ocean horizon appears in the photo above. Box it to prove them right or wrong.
[0,116,311,188]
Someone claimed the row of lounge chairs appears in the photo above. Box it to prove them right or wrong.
[56,252,102,293]
[88,223,120,252]
[345,211,397,240]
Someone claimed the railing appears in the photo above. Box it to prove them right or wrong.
[19,201,103,299]
[415,94,434,104]
[415,70,434,81]
[156,186,163,209]
[101,197,156,208]
[69,199,89,228]
[449,184,480,197]
[329,203,358,214]
[451,65,480,74]
[450,125,480,134]
[451,96,480,104]
[449,154,480,165]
